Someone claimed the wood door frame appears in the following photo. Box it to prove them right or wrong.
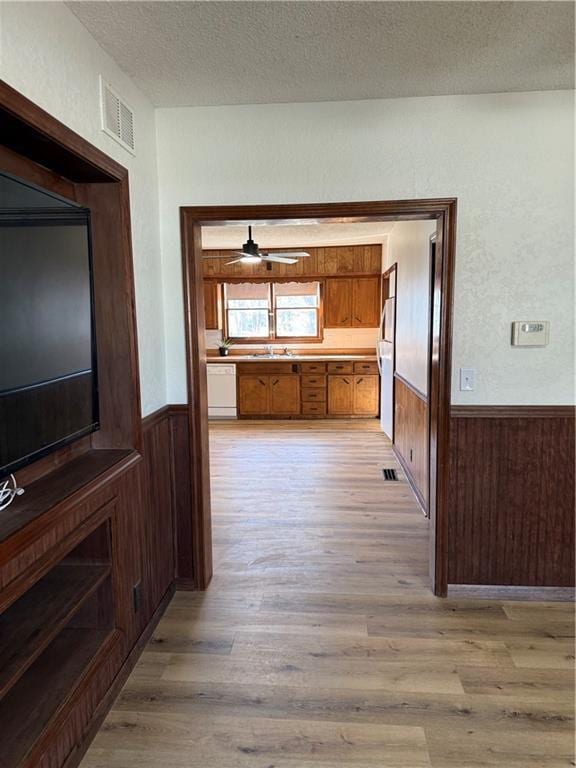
[180,199,457,595]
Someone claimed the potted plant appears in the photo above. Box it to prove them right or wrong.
[217,337,233,357]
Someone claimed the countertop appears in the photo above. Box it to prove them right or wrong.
[207,354,377,363]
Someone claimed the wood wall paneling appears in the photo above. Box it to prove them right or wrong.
[393,375,429,511]
[448,408,576,587]
[202,244,382,279]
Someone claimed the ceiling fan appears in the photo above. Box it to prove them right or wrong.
[205,226,310,266]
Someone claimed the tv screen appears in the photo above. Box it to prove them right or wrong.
[0,172,99,478]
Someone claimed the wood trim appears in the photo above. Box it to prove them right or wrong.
[61,583,175,768]
[184,200,451,224]
[392,444,427,515]
[447,584,575,602]
[181,199,457,597]
[451,405,576,418]
[394,372,427,403]
[0,80,127,183]
[180,212,213,590]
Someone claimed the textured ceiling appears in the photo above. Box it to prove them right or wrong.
[201,221,396,249]
[66,1,574,107]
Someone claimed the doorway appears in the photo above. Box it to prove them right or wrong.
[180,200,456,596]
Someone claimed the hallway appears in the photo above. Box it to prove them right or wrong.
[82,421,574,767]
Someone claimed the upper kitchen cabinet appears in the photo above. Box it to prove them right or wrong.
[204,281,220,330]
[352,277,381,327]
[325,279,352,327]
[324,276,381,328]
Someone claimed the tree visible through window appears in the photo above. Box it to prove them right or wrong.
[223,281,321,341]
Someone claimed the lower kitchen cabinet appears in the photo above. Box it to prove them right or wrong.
[238,374,300,416]
[327,375,354,414]
[238,375,269,415]
[236,361,379,418]
[328,374,379,416]
[353,375,379,415]
[270,375,301,415]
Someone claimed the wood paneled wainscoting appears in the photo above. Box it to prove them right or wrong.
[393,374,429,513]
[448,406,575,594]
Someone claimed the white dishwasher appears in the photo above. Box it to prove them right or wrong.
[207,363,237,419]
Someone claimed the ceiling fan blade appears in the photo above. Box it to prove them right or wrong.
[268,251,311,259]
[262,255,299,264]
[225,257,248,265]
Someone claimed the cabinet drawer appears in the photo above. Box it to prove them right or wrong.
[353,361,379,374]
[302,402,327,416]
[327,362,353,374]
[300,362,326,374]
[301,388,326,402]
[301,374,326,388]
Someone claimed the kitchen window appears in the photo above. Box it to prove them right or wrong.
[223,281,322,342]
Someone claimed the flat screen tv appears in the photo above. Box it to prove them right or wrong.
[0,171,99,479]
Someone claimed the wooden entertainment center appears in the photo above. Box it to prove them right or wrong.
[0,81,188,767]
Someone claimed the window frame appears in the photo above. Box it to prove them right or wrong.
[222,279,324,344]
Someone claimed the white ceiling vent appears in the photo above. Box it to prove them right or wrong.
[100,77,135,155]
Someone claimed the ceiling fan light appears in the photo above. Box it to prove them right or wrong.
[241,255,261,264]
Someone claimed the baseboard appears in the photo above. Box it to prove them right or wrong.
[447,584,575,602]
[62,582,176,768]
[392,444,427,515]
[175,576,197,591]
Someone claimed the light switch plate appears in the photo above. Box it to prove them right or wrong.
[511,321,549,347]
[460,367,476,391]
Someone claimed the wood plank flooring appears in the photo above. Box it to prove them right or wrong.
[81,420,575,768]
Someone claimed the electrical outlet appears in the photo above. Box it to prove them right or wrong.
[132,581,142,613]
[460,367,476,391]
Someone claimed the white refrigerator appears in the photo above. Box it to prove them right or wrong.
[378,294,395,440]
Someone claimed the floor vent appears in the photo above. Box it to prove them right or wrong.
[382,468,398,481]
[100,77,135,155]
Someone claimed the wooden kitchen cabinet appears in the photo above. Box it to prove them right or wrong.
[237,360,378,419]
[238,375,269,415]
[324,279,352,327]
[327,375,354,414]
[327,374,379,416]
[203,281,220,330]
[270,375,300,415]
[353,375,379,415]
[352,278,381,327]
[238,372,300,416]
[324,277,380,328]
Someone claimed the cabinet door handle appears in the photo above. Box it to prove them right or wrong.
[342,316,349,323]
[258,379,266,386]
[309,392,317,398]
[343,378,350,385]
[357,377,364,384]
[272,379,279,386]
[355,316,362,323]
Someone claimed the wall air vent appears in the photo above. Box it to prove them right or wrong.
[100,77,135,155]
[382,468,398,481]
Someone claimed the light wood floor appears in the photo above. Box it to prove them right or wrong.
[82,420,575,768]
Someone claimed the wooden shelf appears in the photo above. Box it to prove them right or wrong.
[0,449,135,549]
[0,628,113,768]
[0,564,110,698]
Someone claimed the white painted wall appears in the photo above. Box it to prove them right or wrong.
[156,91,574,406]
[386,221,437,395]
[0,1,166,415]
